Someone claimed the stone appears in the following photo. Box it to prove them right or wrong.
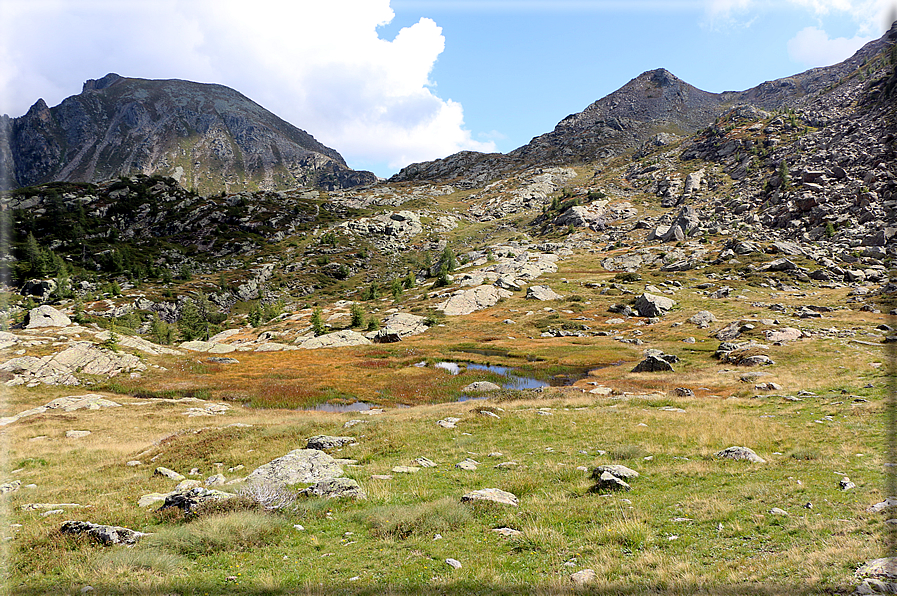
[154,467,185,481]
[456,458,479,471]
[437,417,461,429]
[492,527,523,538]
[65,430,91,439]
[244,449,344,487]
[840,476,857,491]
[60,520,148,546]
[632,355,674,372]
[570,569,597,586]
[391,466,420,474]
[179,340,236,353]
[526,285,563,301]
[592,471,631,491]
[445,558,462,570]
[376,312,429,338]
[159,487,236,514]
[674,387,695,397]
[437,285,512,316]
[857,557,897,581]
[769,507,788,516]
[633,293,675,318]
[715,446,766,463]
[765,328,802,342]
[591,465,639,480]
[737,355,775,367]
[462,381,502,393]
[461,488,519,507]
[413,457,438,468]
[298,330,372,349]
[0,481,21,494]
[137,493,169,508]
[25,305,71,329]
[0,343,145,386]
[301,477,366,500]
[174,479,203,492]
[306,435,357,451]
[688,310,716,328]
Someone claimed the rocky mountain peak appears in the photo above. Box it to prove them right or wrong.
[82,72,123,92]
[1,75,376,194]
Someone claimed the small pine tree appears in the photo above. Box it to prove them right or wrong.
[177,299,204,341]
[102,322,119,352]
[311,308,325,336]
[779,160,792,192]
[439,247,456,273]
[350,303,365,328]
[391,278,403,301]
[403,271,416,289]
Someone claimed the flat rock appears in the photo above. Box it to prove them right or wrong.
[570,569,597,586]
[591,464,639,480]
[179,340,236,353]
[137,493,169,508]
[301,477,366,499]
[154,467,185,481]
[60,520,147,546]
[298,330,372,349]
[765,328,802,343]
[437,417,460,429]
[462,381,502,393]
[492,527,523,538]
[306,435,357,451]
[461,488,519,507]
[244,449,344,487]
[377,312,429,338]
[437,285,512,316]
[391,466,420,474]
[715,446,766,463]
[840,476,857,491]
[413,457,437,468]
[65,430,91,439]
[687,310,716,328]
[525,285,563,301]
[159,487,236,514]
[25,305,71,328]
[857,557,897,581]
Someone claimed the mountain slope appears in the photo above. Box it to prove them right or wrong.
[0,73,377,194]
[392,24,897,187]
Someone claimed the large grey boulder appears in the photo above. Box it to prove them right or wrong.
[715,446,766,463]
[301,477,366,500]
[25,305,71,328]
[60,520,148,545]
[554,204,608,231]
[526,285,563,301]
[158,487,236,514]
[462,381,502,393]
[687,310,716,328]
[633,293,675,318]
[376,313,429,338]
[244,449,344,487]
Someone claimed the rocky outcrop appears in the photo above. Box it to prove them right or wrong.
[244,449,344,487]
[297,330,372,350]
[60,520,148,546]
[3,73,376,193]
[24,305,71,328]
[0,342,145,386]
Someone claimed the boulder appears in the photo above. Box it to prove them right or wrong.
[377,312,429,338]
[525,285,563,301]
[301,477,366,500]
[633,293,675,318]
[570,569,598,587]
[298,330,372,349]
[687,310,716,328]
[554,204,608,231]
[60,520,148,546]
[715,446,766,463]
[25,305,71,328]
[765,328,802,343]
[244,449,344,487]
[591,465,639,480]
[158,487,236,514]
[461,488,519,507]
[632,355,674,372]
[305,436,357,451]
[154,467,185,481]
[437,285,512,316]
[591,471,631,491]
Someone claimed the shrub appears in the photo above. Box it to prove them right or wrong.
[350,303,365,328]
[311,308,325,336]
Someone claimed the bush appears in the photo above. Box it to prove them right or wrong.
[350,303,365,328]
[311,308,325,336]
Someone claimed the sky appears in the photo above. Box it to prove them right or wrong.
[1,0,895,179]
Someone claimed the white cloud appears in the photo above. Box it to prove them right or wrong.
[0,0,493,175]
[786,25,874,66]
[702,0,896,32]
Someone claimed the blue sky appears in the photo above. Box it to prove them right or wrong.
[1,0,895,178]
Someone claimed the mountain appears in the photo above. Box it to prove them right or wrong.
[392,24,897,188]
[0,73,377,194]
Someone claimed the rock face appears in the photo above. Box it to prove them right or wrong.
[0,342,145,386]
[2,73,376,193]
[244,449,344,487]
[525,285,563,301]
[24,305,71,328]
[298,330,372,350]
